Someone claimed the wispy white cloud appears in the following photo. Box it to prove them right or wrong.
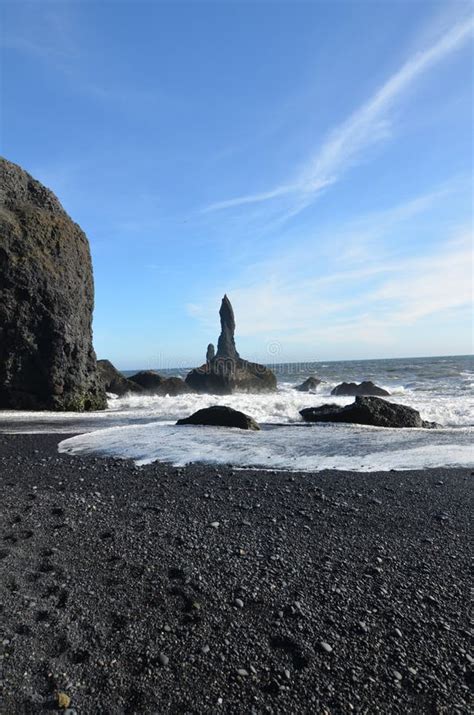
[202,179,333,213]
[203,17,473,217]
[228,229,472,349]
[189,179,473,357]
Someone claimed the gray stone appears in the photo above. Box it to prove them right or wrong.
[320,642,333,653]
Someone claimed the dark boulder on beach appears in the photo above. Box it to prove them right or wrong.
[331,381,390,396]
[97,360,143,396]
[186,295,277,394]
[295,376,321,392]
[0,158,107,411]
[177,405,260,430]
[300,396,438,428]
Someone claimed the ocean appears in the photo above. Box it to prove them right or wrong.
[1,354,472,471]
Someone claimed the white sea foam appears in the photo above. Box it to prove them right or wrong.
[58,422,474,472]
[2,356,473,471]
[0,381,472,434]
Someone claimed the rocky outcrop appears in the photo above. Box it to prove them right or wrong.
[331,381,390,397]
[129,370,165,391]
[177,405,260,430]
[295,377,321,392]
[300,396,438,428]
[216,295,239,360]
[206,344,215,363]
[129,370,194,396]
[186,359,276,395]
[186,295,277,394]
[159,377,195,396]
[97,360,143,396]
[0,158,107,411]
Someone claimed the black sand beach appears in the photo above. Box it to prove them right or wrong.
[0,433,472,714]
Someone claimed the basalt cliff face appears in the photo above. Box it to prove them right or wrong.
[186,295,277,394]
[0,158,107,411]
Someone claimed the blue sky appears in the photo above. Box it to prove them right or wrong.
[1,0,473,369]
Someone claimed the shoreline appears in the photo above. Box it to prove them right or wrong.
[0,433,472,713]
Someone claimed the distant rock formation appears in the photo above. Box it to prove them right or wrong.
[129,370,194,396]
[158,376,196,396]
[185,295,277,394]
[128,370,165,391]
[177,405,260,430]
[97,360,143,396]
[216,295,239,359]
[0,158,107,411]
[206,344,215,363]
[300,396,438,428]
[295,376,321,392]
[331,381,390,397]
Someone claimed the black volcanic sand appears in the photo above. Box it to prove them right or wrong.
[0,433,472,714]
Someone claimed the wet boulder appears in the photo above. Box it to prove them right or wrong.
[158,376,195,396]
[295,377,321,392]
[97,360,143,396]
[300,396,438,428]
[129,371,195,395]
[177,405,260,430]
[331,381,390,397]
[129,370,165,391]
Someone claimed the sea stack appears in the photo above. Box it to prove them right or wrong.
[0,158,107,411]
[216,294,239,360]
[185,295,277,394]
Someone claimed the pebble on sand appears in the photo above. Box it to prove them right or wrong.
[57,692,71,709]
[158,653,169,666]
[320,641,333,653]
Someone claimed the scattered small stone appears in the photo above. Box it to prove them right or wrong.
[236,668,249,677]
[234,598,244,609]
[320,642,333,654]
[158,653,169,666]
[57,692,71,709]
[392,670,403,681]
[202,645,210,654]
[210,521,220,529]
